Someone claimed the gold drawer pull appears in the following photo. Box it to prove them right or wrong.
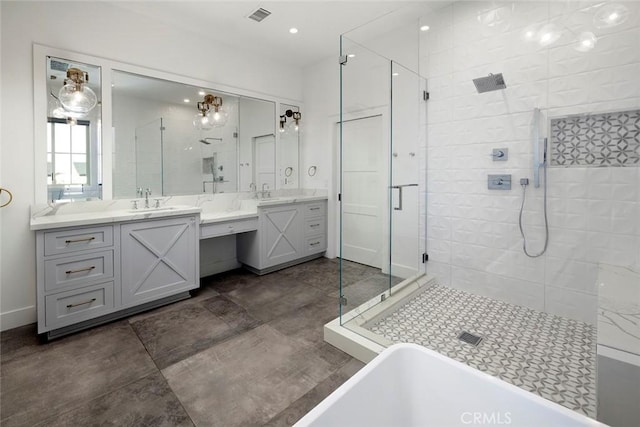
[310,224,320,227]
[310,207,320,211]
[65,236,96,244]
[310,241,320,246]
[66,298,96,308]
[65,266,96,275]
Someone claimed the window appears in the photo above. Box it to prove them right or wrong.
[47,118,90,185]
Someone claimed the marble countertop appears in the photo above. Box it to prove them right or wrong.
[30,206,202,231]
[30,191,328,231]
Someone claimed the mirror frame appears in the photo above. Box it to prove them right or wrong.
[33,44,303,204]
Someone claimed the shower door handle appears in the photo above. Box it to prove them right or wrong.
[391,184,418,211]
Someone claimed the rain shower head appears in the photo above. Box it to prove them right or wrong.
[199,137,223,145]
[473,73,506,93]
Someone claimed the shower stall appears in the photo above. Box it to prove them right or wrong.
[330,1,640,424]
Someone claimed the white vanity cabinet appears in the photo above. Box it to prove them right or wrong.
[36,214,199,339]
[237,200,327,274]
[121,216,198,306]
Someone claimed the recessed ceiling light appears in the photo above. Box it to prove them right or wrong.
[198,90,205,96]
[183,99,190,103]
[347,53,356,58]
[420,25,430,31]
[289,27,298,34]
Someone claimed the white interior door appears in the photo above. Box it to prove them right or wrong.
[254,135,275,191]
[340,115,384,269]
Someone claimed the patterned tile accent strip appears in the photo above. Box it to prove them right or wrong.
[550,109,640,167]
[365,284,597,417]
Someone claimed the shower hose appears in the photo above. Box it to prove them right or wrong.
[518,163,549,258]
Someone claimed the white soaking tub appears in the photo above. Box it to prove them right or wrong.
[295,343,605,427]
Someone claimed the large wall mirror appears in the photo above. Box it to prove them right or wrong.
[34,45,301,204]
[45,56,102,202]
[112,71,279,197]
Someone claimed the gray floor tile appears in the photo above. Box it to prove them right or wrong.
[204,268,262,294]
[226,274,325,323]
[0,323,42,364]
[263,358,365,427]
[0,321,156,427]
[130,301,239,370]
[162,325,337,427]
[35,372,193,427]
[268,296,338,347]
[201,295,262,332]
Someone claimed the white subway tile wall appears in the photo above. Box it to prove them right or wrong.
[421,1,640,324]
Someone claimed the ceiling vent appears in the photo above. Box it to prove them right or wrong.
[247,7,271,22]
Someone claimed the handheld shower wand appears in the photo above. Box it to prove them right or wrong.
[519,108,549,258]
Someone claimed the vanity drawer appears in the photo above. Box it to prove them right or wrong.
[45,281,114,328]
[305,217,326,236]
[304,202,326,218]
[44,225,113,256]
[305,235,326,255]
[44,250,114,292]
[200,218,258,239]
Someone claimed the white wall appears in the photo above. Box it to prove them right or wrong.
[0,1,303,330]
[421,1,640,324]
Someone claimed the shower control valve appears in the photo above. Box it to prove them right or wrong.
[491,148,508,161]
[488,174,512,190]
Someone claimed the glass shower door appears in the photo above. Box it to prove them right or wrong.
[339,35,392,322]
[390,62,426,283]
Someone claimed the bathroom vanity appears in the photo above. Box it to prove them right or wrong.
[31,193,327,339]
[237,199,327,274]
[32,208,200,340]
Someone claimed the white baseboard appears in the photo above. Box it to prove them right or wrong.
[1,306,36,331]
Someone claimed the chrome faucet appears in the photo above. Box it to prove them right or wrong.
[144,188,151,208]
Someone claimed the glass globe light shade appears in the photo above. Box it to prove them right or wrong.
[193,112,213,130]
[58,83,97,114]
[209,108,228,128]
[48,96,85,119]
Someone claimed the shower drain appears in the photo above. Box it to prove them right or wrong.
[458,331,483,347]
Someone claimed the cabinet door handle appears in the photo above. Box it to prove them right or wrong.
[310,242,320,246]
[65,266,96,275]
[66,298,97,308]
[65,237,96,244]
